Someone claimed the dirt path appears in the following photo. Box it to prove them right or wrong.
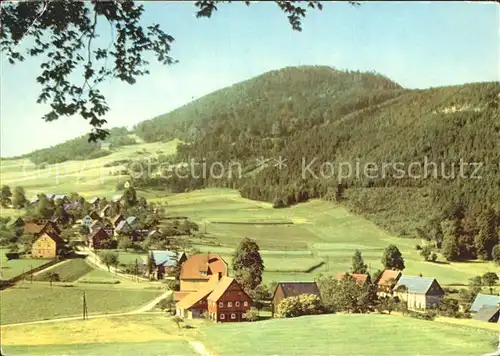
[189,341,214,356]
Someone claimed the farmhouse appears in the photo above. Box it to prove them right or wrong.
[88,228,110,249]
[271,282,321,316]
[473,305,500,323]
[180,253,228,292]
[126,216,138,227]
[176,273,252,322]
[336,273,370,287]
[31,231,64,258]
[470,293,500,313]
[89,211,100,220]
[144,250,187,279]
[115,220,133,235]
[89,220,104,233]
[393,275,445,310]
[374,269,402,297]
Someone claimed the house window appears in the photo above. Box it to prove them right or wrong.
[235,301,240,307]
[243,301,248,307]
[228,302,232,307]
[242,313,246,319]
[220,314,225,320]
[231,313,236,319]
[219,302,223,307]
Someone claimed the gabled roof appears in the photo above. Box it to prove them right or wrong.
[126,216,137,225]
[35,231,64,245]
[274,282,321,300]
[24,223,46,234]
[180,253,228,280]
[471,293,500,313]
[176,285,215,310]
[116,220,132,231]
[89,227,109,240]
[89,197,100,204]
[375,269,402,286]
[111,214,124,225]
[336,273,369,287]
[100,204,111,216]
[89,220,103,229]
[473,305,500,322]
[393,276,443,295]
[207,277,242,303]
[148,250,184,267]
[148,229,162,237]
[111,195,122,203]
[53,194,68,201]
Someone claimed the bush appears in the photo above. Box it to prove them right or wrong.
[277,294,322,318]
[164,279,180,291]
[430,252,438,262]
[438,297,460,317]
[245,308,259,322]
[408,310,436,321]
[156,294,175,311]
[5,252,20,260]
[415,244,422,250]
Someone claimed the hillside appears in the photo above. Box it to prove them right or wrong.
[131,66,500,244]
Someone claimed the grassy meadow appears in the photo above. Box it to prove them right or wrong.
[0,248,51,280]
[34,258,93,282]
[0,139,180,199]
[1,261,165,324]
[153,188,498,285]
[1,313,497,356]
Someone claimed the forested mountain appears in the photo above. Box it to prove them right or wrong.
[132,66,500,260]
[26,127,136,165]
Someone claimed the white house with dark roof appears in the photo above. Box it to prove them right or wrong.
[393,275,445,310]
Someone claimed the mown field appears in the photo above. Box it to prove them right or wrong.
[0,248,52,280]
[1,264,164,324]
[153,188,498,285]
[34,258,92,282]
[0,139,180,199]
[1,313,497,356]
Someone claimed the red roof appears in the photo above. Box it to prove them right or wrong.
[180,253,228,280]
[336,273,369,287]
[375,269,402,287]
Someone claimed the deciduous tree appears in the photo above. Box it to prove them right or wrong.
[381,245,405,271]
[232,237,264,291]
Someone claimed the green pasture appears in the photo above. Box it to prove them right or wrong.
[169,189,497,285]
[34,258,92,282]
[0,282,162,324]
[0,248,51,280]
[0,140,179,198]
[199,314,498,356]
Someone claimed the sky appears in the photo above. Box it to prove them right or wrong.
[1,1,498,157]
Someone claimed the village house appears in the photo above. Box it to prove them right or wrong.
[88,228,111,249]
[31,231,64,258]
[473,305,500,323]
[176,273,252,322]
[374,269,402,297]
[144,250,187,279]
[126,216,138,227]
[100,204,111,218]
[89,220,104,234]
[110,214,125,228]
[89,211,100,221]
[53,194,70,204]
[81,215,94,227]
[180,253,228,292]
[89,197,100,209]
[393,275,445,310]
[336,273,370,287]
[271,282,321,316]
[470,294,500,313]
[115,220,133,236]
